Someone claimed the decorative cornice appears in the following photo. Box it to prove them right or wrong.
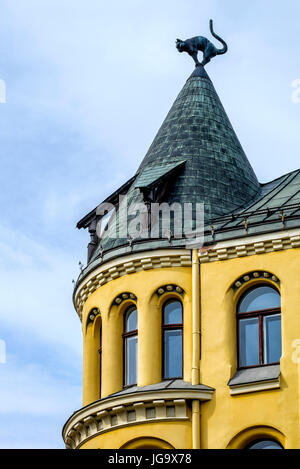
[198,229,300,264]
[73,229,300,319]
[74,249,192,318]
[63,387,213,449]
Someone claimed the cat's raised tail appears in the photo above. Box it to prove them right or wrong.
[209,19,228,55]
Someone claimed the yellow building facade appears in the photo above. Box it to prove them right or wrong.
[62,54,300,449]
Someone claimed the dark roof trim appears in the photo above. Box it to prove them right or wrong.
[135,160,186,190]
[228,364,280,387]
[108,379,214,397]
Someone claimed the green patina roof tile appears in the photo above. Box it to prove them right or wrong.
[89,66,285,260]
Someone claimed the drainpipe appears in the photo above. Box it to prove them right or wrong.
[192,400,200,449]
[192,248,200,385]
[192,248,201,449]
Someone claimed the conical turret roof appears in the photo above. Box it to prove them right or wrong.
[136,65,260,220]
[82,65,261,263]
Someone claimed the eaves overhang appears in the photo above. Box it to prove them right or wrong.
[77,175,136,229]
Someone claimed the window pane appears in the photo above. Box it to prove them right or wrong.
[239,286,280,313]
[125,307,137,332]
[239,318,259,367]
[248,440,282,449]
[164,301,182,325]
[164,329,182,378]
[125,335,137,386]
[264,314,281,364]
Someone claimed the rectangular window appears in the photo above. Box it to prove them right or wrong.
[264,314,281,364]
[239,318,259,367]
[125,335,138,386]
[164,329,182,378]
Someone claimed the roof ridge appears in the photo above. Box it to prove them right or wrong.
[260,167,300,187]
[250,170,300,213]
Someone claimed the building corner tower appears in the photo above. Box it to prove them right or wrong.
[62,34,300,449]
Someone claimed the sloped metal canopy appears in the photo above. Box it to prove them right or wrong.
[135,160,186,189]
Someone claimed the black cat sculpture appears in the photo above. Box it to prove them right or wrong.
[176,19,228,67]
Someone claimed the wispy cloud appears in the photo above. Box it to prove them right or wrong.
[0,353,81,448]
[0,0,299,449]
[0,225,82,448]
[0,225,81,350]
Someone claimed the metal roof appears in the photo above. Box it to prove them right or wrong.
[208,169,300,243]
[77,65,300,267]
[135,160,186,189]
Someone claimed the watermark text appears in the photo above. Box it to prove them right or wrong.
[0,79,6,103]
[291,79,300,104]
[0,340,6,364]
[95,195,204,249]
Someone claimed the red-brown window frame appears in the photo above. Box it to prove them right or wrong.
[237,286,281,370]
[122,305,138,388]
[162,299,183,380]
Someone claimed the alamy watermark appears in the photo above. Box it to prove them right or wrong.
[0,340,6,364]
[291,339,300,364]
[0,79,6,103]
[291,79,300,104]
[95,195,204,249]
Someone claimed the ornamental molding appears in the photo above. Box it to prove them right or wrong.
[74,249,192,318]
[156,285,184,297]
[232,271,280,294]
[63,388,213,449]
[112,292,137,307]
[198,228,300,264]
[86,307,101,326]
[73,229,300,318]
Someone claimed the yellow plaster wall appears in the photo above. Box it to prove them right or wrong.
[76,247,300,449]
[200,249,300,449]
[82,267,192,404]
[80,420,192,449]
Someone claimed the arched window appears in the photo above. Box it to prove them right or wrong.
[246,439,283,449]
[237,285,281,368]
[162,300,183,379]
[121,437,174,449]
[123,306,138,387]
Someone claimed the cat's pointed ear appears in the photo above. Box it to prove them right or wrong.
[176,38,182,43]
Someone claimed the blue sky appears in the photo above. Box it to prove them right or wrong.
[0,0,299,448]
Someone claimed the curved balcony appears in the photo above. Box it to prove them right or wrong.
[63,379,214,449]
